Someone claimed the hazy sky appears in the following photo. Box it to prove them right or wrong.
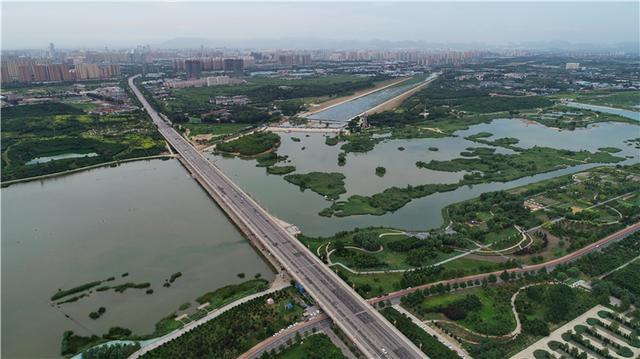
[2,1,639,50]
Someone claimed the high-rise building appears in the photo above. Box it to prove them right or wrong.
[48,42,56,59]
[223,58,244,75]
[185,60,202,79]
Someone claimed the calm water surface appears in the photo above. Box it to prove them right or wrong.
[211,119,639,236]
[1,159,273,358]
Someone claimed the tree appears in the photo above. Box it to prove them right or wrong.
[500,270,510,282]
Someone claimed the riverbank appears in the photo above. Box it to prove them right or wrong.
[1,154,176,187]
[299,77,411,117]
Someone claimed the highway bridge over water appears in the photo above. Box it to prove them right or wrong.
[128,75,426,359]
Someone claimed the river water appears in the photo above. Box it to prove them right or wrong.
[210,119,639,237]
[1,159,274,358]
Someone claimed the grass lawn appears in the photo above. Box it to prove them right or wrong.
[485,226,522,250]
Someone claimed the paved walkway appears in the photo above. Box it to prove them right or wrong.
[128,282,289,359]
[511,305,607,359]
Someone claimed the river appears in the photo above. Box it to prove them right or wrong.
[1,159,274,358]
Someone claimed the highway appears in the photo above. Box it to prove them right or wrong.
[128,75,426,359]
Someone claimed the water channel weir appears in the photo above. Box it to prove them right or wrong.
[128,75,427,359]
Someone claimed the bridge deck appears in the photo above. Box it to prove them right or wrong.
[128,75,426,359]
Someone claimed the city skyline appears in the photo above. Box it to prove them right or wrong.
[2,1,639,50]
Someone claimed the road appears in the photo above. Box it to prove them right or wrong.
[128,75,426,359]
[371,221,640,304]
[238,314,332,359]
[129,282,290,359]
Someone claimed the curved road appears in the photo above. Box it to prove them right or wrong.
[371,222,640,304]
[128,76,425,359]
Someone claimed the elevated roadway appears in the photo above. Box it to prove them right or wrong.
[128,75,425,359]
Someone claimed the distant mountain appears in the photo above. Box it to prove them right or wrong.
[156,37,639,54]
[157,37,489,51]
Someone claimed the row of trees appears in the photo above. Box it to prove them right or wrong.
[140,289,302,359]
[380,308,459,359]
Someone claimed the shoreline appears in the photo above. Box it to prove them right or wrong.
[1,154,177,188]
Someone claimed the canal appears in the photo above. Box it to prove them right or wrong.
[307,73,438,122]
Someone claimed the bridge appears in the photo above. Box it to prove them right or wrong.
[128,75,426,359]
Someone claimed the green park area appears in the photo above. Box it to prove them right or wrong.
[216,131,281,156]
[400,276,598,359]
[441,164,639,262]
[298,164,639,299]
[1,102,166,182]
[299,228,515,298]
[300,228,471,273]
